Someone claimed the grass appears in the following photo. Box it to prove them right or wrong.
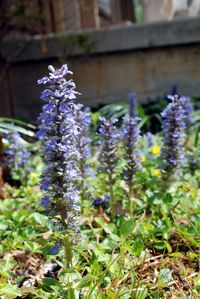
[0,142,200,299]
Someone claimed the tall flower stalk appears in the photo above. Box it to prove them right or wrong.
[128,92,137,117]
[76,104,91,207]
[5,131,30,183]
[161,95,186,176]
[98,117,120,220]
[37,64,82,270]
[179,96,194,131]
[122,96,141,218]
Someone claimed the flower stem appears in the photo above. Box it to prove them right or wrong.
[128,183,134,218]
[108,173,115,221]
[59,199,67,228]
[64,236,75,299]
[64,235,73,268]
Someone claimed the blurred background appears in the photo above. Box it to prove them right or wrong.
[0,0,200,122]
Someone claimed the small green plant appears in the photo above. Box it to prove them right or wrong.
[0,66,200,298]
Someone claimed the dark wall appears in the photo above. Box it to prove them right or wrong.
[1,17,200,122]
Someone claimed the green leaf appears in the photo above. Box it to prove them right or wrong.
[43,277,61,288]
[94,217,107,228]
[164,193,173,204]
[159,268,172,283]
[165,242,172,253]
[78,274,92,288]
[0,122,35,137]
[0,270,11,278]
[132,240,144,256]
[194,124,200,147]
[42,245,53,255]
[30,212,48,226]
[120,219,135,237]
[24,240,39,252]
[0,117,35,129]
[98,292,105,299]
[135,287,148,299]
[0,285,22,297]
[153,241,166,250]
[0,223,8,230]
[20,286,47,299]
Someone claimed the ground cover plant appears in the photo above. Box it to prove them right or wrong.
[0,65,200,299]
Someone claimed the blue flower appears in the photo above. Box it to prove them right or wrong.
[122,115,141,182]
[41,196,51,207]
[161,95,186,172]
[98,117,120,219]
[50,243,60,255]
[122,95,142,217]
[76,104,91,178]
[37,64,82,229]
[179,96,194,129]
[98,117,120,176]
[93,194,110,208]
[5,131,31,177]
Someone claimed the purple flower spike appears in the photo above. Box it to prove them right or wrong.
[5,131,30,176]
[37,64,82,229]
[161,95,186,172]
[122,115,141,184]
[128,92,137,118]
[76,104,91,178]
[98,117,120,220]
[122,95,141,217]
[179,96,194,129]
[98,117,120,176]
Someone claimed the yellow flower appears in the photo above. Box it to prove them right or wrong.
[191,190,197,200]
[140,155,146,162]
[151,145,161,155]
[152,169,161,177]
[30,172,38,179]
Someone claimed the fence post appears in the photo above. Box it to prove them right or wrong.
[111,0,135,24]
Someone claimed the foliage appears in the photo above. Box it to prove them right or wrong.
[0,117,36,138]
[0,69,200,298]
[0,133,200,298]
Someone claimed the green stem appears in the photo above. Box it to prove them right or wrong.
[58,200,75,299]
[64,236,75,299]
[161,172,174,194]
[86,253,121,299]
[64,235,73,268]
[59,199,67,228]
[108,173,115,221]
[128,182,134,219]
[68,288,75,299]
